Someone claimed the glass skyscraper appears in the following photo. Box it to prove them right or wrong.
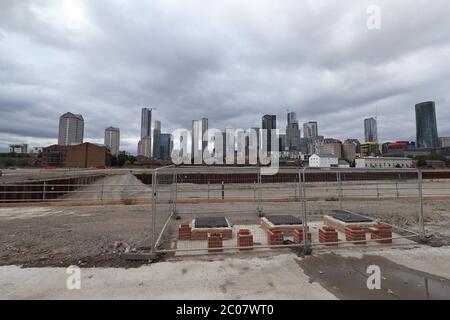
[262,114,276,154]
[415,101,439,149]
[364,117,378,143]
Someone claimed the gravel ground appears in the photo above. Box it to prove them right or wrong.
[1,195,450,268]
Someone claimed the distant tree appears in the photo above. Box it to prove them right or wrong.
[110,155,118,167]
[117,153,136,167]
[417,159,427,168]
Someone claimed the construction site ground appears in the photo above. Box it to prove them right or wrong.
[1,175,450,299]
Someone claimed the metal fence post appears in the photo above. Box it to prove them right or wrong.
[257,169,263,215]
[417,170,425,238]
[208,181,210,202]
[101,183,104,204]
[337,171,343,211]
[172,166,177,215]
[396,181,399,199]
[151,170,158,255]
[301,168,310,253]
[42,182,46,203]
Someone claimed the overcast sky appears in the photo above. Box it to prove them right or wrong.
[1,0,449,153]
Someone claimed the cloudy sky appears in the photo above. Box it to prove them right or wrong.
[1,0,449,153]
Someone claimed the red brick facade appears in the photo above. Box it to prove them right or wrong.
[370,224,393,244]
[208,232,223,252]
[345,225,367,244]
[319,226,339,246]
[237,229,253,250]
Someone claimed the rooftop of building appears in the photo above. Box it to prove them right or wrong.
[60,112,84,120]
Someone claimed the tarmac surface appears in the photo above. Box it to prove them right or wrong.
[1,247,450,299]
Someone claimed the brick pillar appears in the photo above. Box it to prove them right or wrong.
[267,228,284,247]
[208,232,223,252]
[345,225,366,244]
[293,227,312,244]
[178,222,192,240]
[237,229,253,250]
[319,226,338,246]
[371,224,393,244]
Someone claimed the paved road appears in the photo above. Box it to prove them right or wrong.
[1,247,450,299]
[62,173,152,201]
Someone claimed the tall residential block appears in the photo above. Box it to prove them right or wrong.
[152,120,161,159]
[262,114,276,154]
[192,118,208,163]
[286,111,301,151]
[321,142,342,159]
[439,137,450,148]
[139,107,162,159]
[104,127,120,156]
[137,136,152,158]
[415,101,439,149]
[141,107,153,139]
[303,121,318,139]
[58,112,84,146]
[364,117,378,143]
[160,133,172,160]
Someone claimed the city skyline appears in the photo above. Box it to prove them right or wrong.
[2,102,447,157]
[1,1,450,153]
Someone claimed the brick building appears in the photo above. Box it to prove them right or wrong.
[42,143,108,168]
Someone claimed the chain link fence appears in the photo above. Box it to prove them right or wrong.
[150,167,442,256]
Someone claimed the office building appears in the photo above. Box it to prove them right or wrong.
[137,136,152,158]
[279,134,286,152]
[286,112,301,151]
[160,133,172,160]
[141,107,153,139]
[321,142,342,159]
[192,118,208,163]
[361,142,381,157]
[440,137,450,148]
[104,127,120,156]
[355,157,413,169]
[344,139,361,154]
[213,131,226,161]
[152,120,161,159]
[8,144,28,154]
[415,101,439,149]
[364,117,378,143]
[303,121,318,139]
[262,115,276,154]
[139,108,161,159]
[309,153,338,168]
[58,112,84,146]
[342,143,356,162]
[43,143,108,168]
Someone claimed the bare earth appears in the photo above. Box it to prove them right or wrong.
[1,176,450,299]
[1,197,450,268]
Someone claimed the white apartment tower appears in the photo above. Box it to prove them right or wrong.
[58,112,84,146]
[104,127,120,156]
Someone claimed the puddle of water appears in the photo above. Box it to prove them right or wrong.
[297,253,450,300]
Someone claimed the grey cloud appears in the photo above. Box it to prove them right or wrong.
[0,0,450,153]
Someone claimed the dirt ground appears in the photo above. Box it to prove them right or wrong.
[0,205,155,268]
[1,196,450,268]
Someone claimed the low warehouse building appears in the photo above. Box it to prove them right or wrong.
[309,153,339,168]
[43,143,109,168]
[355,157,413,169]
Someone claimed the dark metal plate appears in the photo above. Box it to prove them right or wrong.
[266,215,302,225]
[330,211,373,223]
[194,217,229,228]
